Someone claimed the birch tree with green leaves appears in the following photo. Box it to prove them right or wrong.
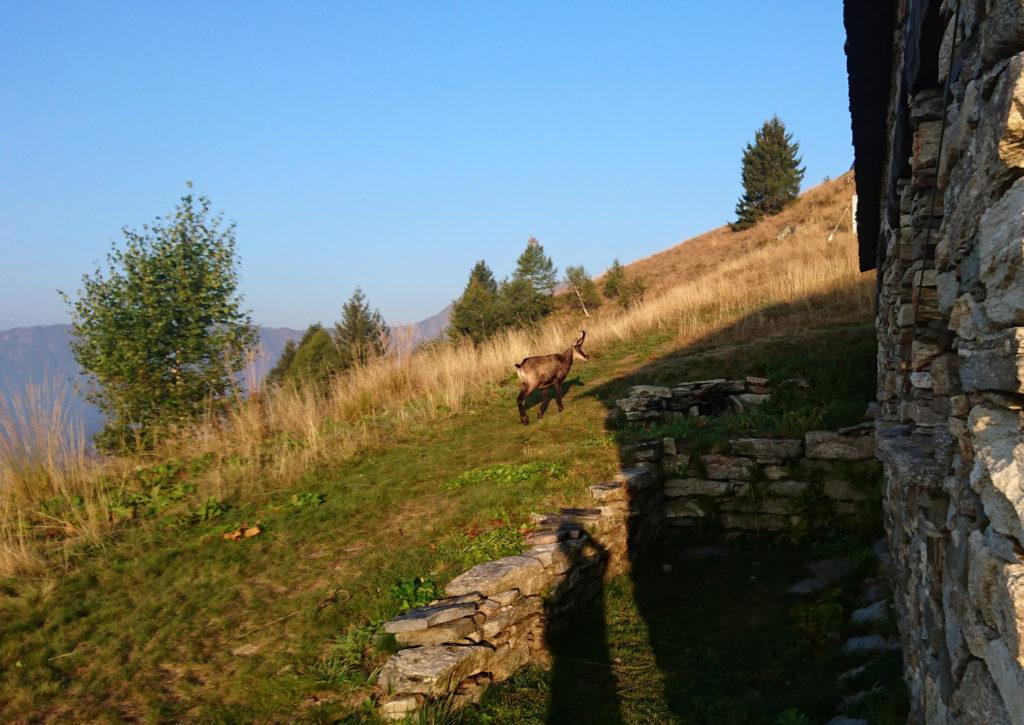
[63,187,257,451]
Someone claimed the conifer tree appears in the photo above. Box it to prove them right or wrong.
[732,116,805,230]
[564,265,601,316]
[603,259,627,300]
[291,325,344,385]
[502,237,557,324]
[513,237,558,295]
[448,260,503,343]
[335,287,390,367]
[266,339,298,386]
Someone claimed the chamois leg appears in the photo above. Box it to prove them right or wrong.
[554,380,564,411]
[538,387,552,418]
[517,385,531,425]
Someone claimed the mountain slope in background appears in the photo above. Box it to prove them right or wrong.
[0,325,303,437]
[407,304,452,344]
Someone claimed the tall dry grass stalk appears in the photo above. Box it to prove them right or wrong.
[0,380,116,576]
[0,174,874,577]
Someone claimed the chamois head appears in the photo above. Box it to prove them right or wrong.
[571,330,589,362]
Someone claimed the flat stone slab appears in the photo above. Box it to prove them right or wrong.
[842,634,900,653]
[737,393,771,406]
[383,600,479,633]
[805,430,876,460]
[394,616,478,646]
[589,481,627,502]
[731,438,802,458]
[378,694,421,720]
[852,599,888,625]
[615,466,657,492]
[378,645,491,696]
[663,478,737,497]
[768,480,809,497]
[701,454,756,481]
[445,555,549,597]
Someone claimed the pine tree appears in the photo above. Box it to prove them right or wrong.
[513,237,558,294]
[564,265,601,316]
[335,287,390,367]
[732,116,805,230]
[63,188,257,451]
[265,325,343,387]
[618,276,648,309]
[603,259,627,299]
[448,260,503,343]
[503,237,557,324]
[266,339,298,386]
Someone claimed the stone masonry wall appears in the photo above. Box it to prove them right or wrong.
[374,464,663,719]
[656,427,879,533]
[871,1,1024,721]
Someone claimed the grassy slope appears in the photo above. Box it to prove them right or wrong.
[0,174,880,721]
[0,323,878,721]
[615,173,856,296]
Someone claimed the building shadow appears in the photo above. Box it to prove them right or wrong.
[534,279,881,723]
[542,534,623,724]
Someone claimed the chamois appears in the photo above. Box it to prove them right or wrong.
[514,331,589,425]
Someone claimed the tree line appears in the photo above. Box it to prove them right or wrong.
[447,239,646,345]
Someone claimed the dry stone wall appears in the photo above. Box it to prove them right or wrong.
[375,465,663,719]
[659,426,879,533]
[615,376,802,422]
[373,423,881,718]
[868,0,1024,721]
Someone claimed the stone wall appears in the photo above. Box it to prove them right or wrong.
[615,376,791,423]
[656,427,879,533]
[373,425,880,718]
[374,465,663,719]
[860,0,1024,721]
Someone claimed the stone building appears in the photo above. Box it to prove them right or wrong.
[845,0,1024,721]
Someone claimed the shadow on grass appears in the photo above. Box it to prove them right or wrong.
[543,535,623,725]
[473,283,908,722]
[518,377,585,422]
[535,284,898,723]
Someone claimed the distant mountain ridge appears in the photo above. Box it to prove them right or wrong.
[0,324,303,438]
[0,304,452,438]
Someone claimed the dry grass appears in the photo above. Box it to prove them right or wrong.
[0,172,871,578]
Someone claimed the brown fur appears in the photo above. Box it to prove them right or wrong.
[514,331,589,425]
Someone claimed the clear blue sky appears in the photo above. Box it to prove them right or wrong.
[1,1,853,330]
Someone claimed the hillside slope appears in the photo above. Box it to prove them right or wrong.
[616,173,856,295]
[0,174,875,720]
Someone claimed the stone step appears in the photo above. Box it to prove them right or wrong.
[378,645,492,697]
